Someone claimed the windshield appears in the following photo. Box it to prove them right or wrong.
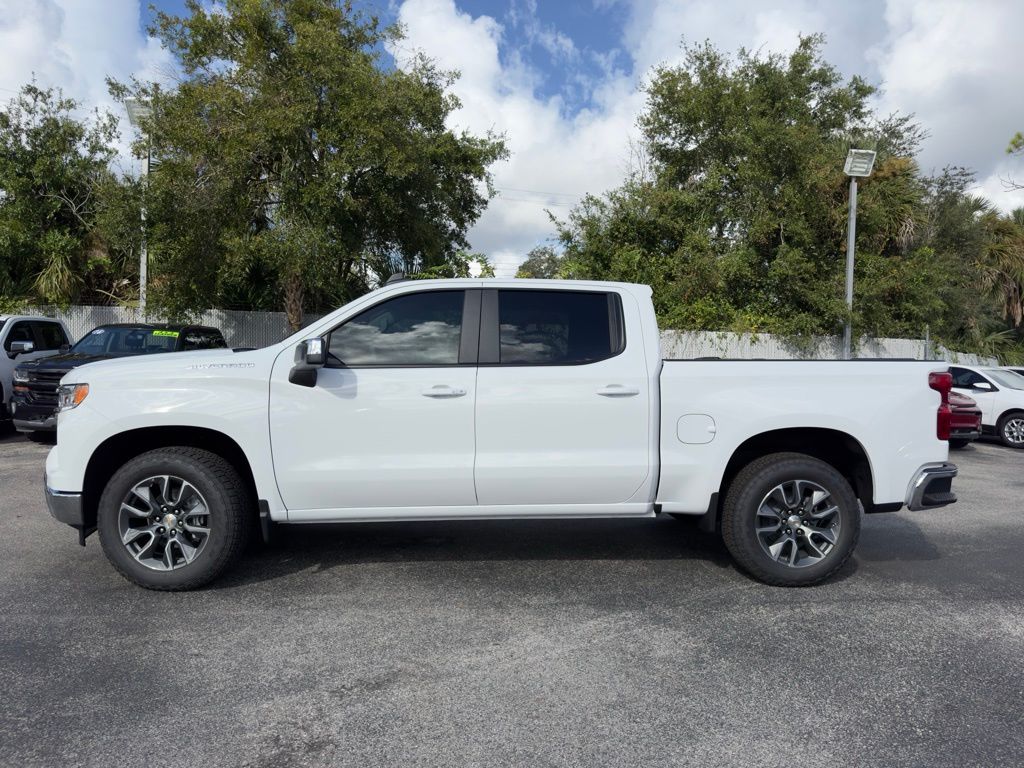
[984,369,1024,389]
[72,326,180,356]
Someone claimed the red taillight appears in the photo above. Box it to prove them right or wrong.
[930,372,952,440]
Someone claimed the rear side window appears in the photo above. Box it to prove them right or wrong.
[182,329,227,350]
[328,290,465,366]
[496,290,623,365]
[32,322,68,351]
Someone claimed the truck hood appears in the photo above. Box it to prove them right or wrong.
[61,347,272,386]
[17,351,116,373]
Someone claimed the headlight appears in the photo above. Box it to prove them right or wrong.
[57,383,89,411]
[13,368,29,383]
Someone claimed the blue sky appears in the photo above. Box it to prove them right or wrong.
[4,0,1024,274]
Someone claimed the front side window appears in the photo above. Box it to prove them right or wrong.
[328,290,464,366]
[33,322,68,350]
[950,367,989,389]
[497,290,621,365]
[5,322,33,351]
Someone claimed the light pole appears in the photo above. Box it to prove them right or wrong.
[125,98,152,320]
[842,148,877,359]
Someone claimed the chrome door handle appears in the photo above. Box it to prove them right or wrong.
[422,385,467,398]
[596,385,640,397]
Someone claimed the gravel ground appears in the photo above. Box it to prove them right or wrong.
[1,429,1022,767]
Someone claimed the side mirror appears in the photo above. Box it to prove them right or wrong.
[59,344,71,353]
[288,338,326,387]
[974,381,995,392]
[8,340,34,359]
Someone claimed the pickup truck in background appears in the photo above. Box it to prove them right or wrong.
[0,315,72,425]
[11,323,227,434]
[42,279,957,590]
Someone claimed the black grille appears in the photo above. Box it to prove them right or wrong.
[23,369,70,405]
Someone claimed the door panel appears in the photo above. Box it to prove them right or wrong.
[269,365,478,510]
[269,288,479,513]
[474,289,651,506]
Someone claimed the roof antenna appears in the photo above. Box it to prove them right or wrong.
[385,272,407,285]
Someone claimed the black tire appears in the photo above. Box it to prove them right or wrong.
[948,439,970,450]
[98,447,251,590]
[996,412,1024,449]
[721,452,860,587]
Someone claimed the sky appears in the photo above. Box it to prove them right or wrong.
[2,0,1024,276]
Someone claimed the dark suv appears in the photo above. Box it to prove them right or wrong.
[11,323,227,433]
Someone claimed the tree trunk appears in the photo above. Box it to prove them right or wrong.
[284,273,304,332]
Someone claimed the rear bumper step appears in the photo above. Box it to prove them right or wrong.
[906,463,958,511]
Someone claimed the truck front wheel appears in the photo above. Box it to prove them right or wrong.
[721,452,860,587]
[97,447,251,591]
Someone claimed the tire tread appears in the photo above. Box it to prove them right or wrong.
[97,446,250,591]
[721,452,860,587]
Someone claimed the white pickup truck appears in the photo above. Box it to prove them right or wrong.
[43,279,958,590]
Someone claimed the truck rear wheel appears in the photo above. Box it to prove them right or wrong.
[97,447,250,591]
[721,452,860,587]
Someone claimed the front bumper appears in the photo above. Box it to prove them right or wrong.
[906,463,958,511]
[44,473,84,527]
[14,415,57,432]
[10,397,58,432]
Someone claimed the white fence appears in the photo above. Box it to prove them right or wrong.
[27,304,999,364]
[660,330,998,365]
[28,305,319,349]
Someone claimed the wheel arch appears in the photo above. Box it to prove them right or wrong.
[996,407,1024,427]
[82,426,258,533]
[717,427,874,513]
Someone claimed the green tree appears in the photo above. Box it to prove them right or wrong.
[114,0,506,328]
[515,245,563,278]
[0,84,133,305]
[558,36,935,342]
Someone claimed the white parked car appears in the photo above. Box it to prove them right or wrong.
[43,279,957,590]
[949,365,1024,447]
[0,315,72,425]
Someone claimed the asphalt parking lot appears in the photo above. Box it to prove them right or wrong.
[1,431,1023,768]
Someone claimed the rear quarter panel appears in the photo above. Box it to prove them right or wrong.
[657,361,949,512]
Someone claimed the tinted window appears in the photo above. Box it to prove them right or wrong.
[497,290,620,364]
[33,322,68,350]
[329,291,464,366]
[950,367,988,388]
[4,322,33,351]
[182,328,227,350]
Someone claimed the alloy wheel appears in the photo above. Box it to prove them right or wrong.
[117,475,211,571]
[755,479,841,568]
[1003,417,1024,446]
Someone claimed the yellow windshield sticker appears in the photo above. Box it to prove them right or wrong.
[152,330,180,338]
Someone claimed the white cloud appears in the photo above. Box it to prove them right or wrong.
[3,0,1021,276]
[867,0,1024,205]
[392,0,644,275]
[0,0,174,172]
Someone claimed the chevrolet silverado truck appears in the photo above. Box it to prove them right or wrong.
[43,279,958,590]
